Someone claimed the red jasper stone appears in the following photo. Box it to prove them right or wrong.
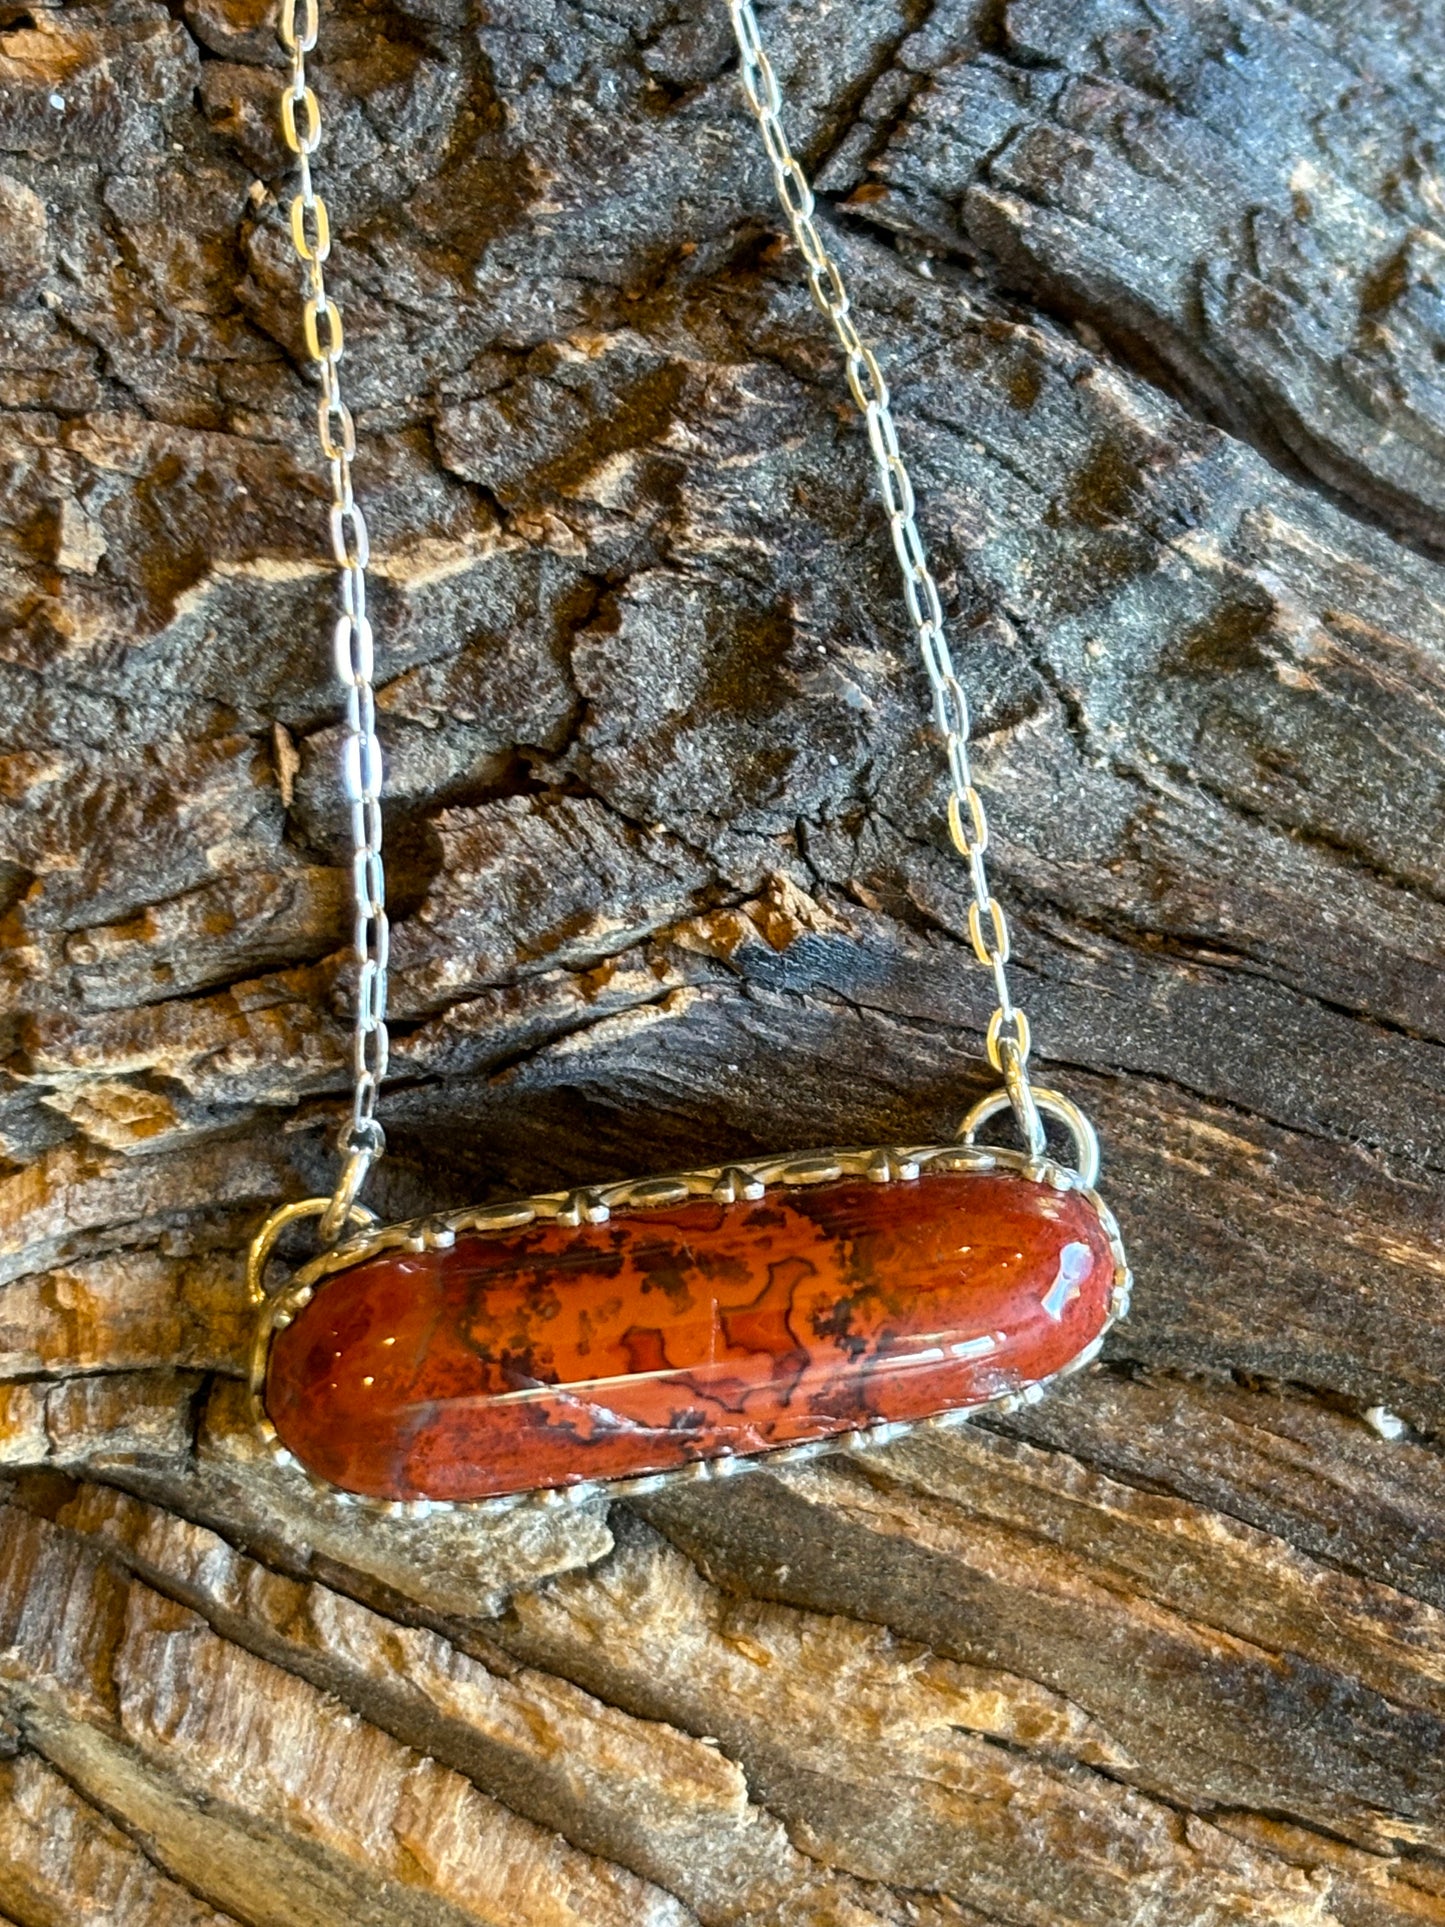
[265,1169,1118,1501]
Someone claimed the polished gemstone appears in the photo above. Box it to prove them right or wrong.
[265,1169,1117,1501]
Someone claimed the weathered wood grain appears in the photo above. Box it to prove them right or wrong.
[1,0,1444,1918]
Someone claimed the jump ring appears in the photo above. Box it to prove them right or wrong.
[247,1196,376,1305]
[958,1086,1101,1188]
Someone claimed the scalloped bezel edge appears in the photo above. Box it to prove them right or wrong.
[247,1139,1131,1518]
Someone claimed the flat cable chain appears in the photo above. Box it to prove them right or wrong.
[726,0,1045,1156]
[278,0,390,1239]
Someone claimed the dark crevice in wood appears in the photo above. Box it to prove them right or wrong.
[927,215,1445,565]
[0,1715,257,1927]
[514,1500,1442,1872]
[0,1484,845,1925]
[822,26,1445,568]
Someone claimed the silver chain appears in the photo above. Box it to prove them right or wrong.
[278,0,1048,1219]
[726,0,1045,1155]
[278,0,390,1239]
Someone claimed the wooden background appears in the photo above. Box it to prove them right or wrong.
[2,0,1445,1920]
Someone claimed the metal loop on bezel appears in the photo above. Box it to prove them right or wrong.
[247,1196,377,1306]
[958,1086,1101,1188]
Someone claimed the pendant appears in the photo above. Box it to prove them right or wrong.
[247,1125,1130,1513]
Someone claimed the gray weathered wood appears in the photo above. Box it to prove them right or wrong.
[2,0,1444,1921]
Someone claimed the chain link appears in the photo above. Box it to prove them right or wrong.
[277,0,390,1234]
[727,0,1043,1156]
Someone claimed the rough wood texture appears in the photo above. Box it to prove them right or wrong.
[1,0,1444,1920]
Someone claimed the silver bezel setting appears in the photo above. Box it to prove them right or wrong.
[247,1140,1131,1519]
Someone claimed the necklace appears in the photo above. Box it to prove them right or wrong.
[247,0,1130,1512]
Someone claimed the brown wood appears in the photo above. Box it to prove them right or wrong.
[1,0,1443,1920]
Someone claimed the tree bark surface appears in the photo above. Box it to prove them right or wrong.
[2,0,1445,1922]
